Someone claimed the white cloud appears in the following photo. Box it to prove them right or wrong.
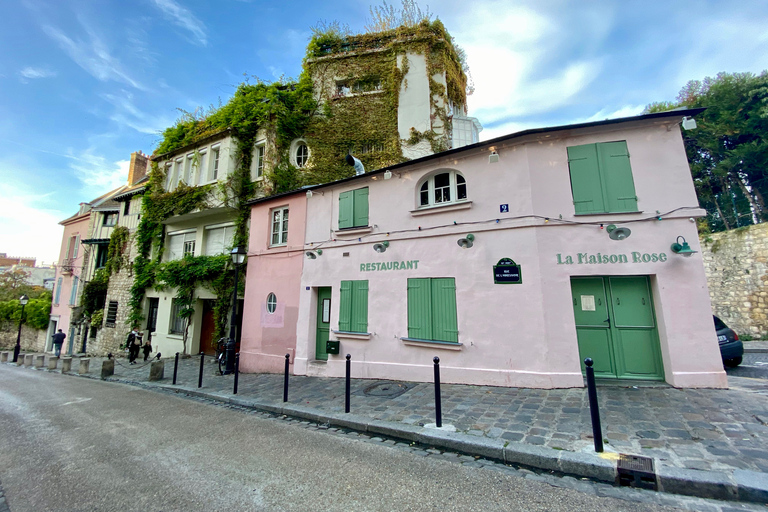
[19,66,56,81]
[150,0,208,46]
[42,22,146,90]
[0,182,65,265]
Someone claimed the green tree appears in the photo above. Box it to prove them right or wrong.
[645,71,768,232]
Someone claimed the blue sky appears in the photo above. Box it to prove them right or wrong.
[2,0,767,265]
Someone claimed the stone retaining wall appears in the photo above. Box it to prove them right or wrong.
[701,223,768,339]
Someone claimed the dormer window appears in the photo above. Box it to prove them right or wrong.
[419,171,467,208]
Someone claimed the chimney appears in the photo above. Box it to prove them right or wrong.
[128,151,149,185]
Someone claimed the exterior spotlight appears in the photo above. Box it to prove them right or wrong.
[606,224,631,240]
[457,234,475,248]
[671,236,697,257]
[373,241,389,253]
[306,249,323,259]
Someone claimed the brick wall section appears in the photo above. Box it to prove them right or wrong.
[701,223,768,338]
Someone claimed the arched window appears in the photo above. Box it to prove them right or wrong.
[266,293,277,314]
[419,171,467,207]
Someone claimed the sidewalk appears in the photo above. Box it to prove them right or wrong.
[8,352,768,504]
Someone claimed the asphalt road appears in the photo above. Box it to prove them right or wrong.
[0,365,683,512]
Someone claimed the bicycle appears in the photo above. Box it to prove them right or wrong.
[216,337,229,375]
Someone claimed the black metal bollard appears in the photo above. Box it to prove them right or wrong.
[433,356,442,428]
[198,352,204,388]
[345,354,351,413]
[283,354,290,403]
[173,352,179,385]
[233,353,240,395]
[584,358,604,453]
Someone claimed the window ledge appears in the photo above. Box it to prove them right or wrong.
[573,210,642,216]
[333,331,371,340]
[334,226,373,237]
[400,337,463,350]
[411,201,472,217]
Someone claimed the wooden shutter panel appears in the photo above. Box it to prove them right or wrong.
[567,144,604,214]
[598,141,637,213]
[351,280,368,333]
[352,188,369,228]
[431,278,459,342]
[338,191,353,229]
[339,281,352,332]
[407,278,432,340]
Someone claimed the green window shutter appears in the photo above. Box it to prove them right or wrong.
[407,278,432,340]
[338,191,353,229]
[339,280,352,332]
[430,278,459,342]
[598,141,637,213]
[352,188,369,227]
[567,144,604,214]
[350,280,369,333]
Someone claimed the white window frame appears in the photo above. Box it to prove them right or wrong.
[270,207,289,247]
[418,170,468,208]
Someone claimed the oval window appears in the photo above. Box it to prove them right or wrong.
[266,292,277,314]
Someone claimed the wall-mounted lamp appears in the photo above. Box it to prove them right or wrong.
[671,236,697,257]
[681,116,697,130]
[457,233,475,248]
[306,249,323,259]
[373,241,389,253]
[384,170,392,180]
[606,224,631,240]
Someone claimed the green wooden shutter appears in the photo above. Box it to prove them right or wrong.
[339,280,352,331]
[598,141,637,213]
[351,280,369,332]
[431,278,459,342]
[407,278,432,340]
[567,144,604,214]
[338,191,353,229]
[352,188,369,227]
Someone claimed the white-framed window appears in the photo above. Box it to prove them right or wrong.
[167,231,196,260]
[204,224,236,256]
[169,299,186,335]
[208,145,221,182]
[195,150,207,185]
[266,292,277,314]
[418,170,467,208]
[270,207,289,246]
[290,139,310,168]
[252,144,265,179]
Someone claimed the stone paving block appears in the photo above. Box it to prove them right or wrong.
[656,465,737,501]
[78,358,90,374]
[61,357,72,372]
[34,355,44,368]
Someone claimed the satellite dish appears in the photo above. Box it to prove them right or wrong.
[606,224,631,241]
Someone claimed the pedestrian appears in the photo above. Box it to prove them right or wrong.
[127,328,140,364]
[142,336,152,361]
[52,329,66,357]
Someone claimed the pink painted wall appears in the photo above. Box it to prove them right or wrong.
[240,193,307,373]
[293,117,726,388]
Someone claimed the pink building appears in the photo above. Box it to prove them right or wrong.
[286,109,725,389]
[240,191,308,373]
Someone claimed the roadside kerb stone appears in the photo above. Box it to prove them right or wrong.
[656,465,737,501]
[34,355,44,369]
[47,357,58,370]
[733,469,768,503]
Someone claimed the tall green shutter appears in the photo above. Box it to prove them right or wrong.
[598,141,637,213]
[407,278,432,340]
[351,280,369,332]
[338,191,353,229]
[431,278,459,342]
[353,188,369,227]
[339,280,352,331]
[567,144,604,214]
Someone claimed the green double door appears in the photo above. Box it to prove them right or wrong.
[570,276,664,381]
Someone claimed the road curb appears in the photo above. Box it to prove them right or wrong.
[11,360,768,505]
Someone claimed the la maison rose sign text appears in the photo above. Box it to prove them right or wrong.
[556,251,668,265]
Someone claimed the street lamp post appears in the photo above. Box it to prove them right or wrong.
[225,246,247,375]
[12,294,30,363]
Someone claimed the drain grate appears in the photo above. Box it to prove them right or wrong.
[617,454,657,490]
[359,381,414,398]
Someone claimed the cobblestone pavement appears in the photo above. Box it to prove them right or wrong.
[14,353,768,477]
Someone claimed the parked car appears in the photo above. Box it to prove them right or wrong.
[714,315,743,367]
